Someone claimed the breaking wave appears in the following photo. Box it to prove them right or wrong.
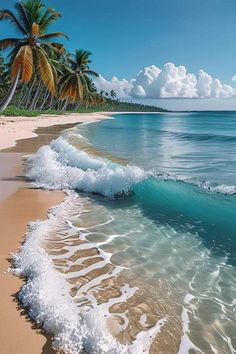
[26,136,236,196]
[26,137,146,197]
[12,134,236,353]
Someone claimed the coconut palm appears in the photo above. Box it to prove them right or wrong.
[0,54,10,98]
[110,89,117,99]
[0,0,68,112]
[59,49,99,108]
[0,54,5,74]
[81,77,100,108]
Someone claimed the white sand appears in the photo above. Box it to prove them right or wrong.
[0,112,112,150]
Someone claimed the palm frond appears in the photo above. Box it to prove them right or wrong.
[7,42,26,60]
[0,9,27,35]
[22,0,44,27]
[39,32,68,40]
[83,69,99,77]
[50,42,65,54]
[75,49,92,68]
[0,38,21,51]
[59,75,80,102]
[14,2,30,33]
[39,8,55,27]
[35,47,56,95]
[41,42,66,59]
[11,45,33,83]
[39,8,61,33]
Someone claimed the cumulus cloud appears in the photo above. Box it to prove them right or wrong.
[94,75,132,98]
[95,63,236,99]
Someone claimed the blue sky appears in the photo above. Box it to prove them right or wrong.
[1,0,236,110]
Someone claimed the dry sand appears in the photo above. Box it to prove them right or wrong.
[0,112,112,150]
[0,112,110,353]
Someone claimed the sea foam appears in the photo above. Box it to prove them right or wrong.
[11,195,127,353]
[11,193,170,354]
[26,136,236,197]
[26,137,146,197]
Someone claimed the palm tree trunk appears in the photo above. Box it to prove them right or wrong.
[73,101,80,112]
[60,98,69,112]
[49,94,54,110]
[22,76,37,109]
[18,84,27,107]
[24,77,37,109]
[39,91,50,111]
[0,71,20,113]
[29,81,43,111]
[32,84,44,110]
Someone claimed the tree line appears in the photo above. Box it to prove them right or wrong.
[0,0,167,114]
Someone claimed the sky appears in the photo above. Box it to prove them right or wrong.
[1,0,236,110]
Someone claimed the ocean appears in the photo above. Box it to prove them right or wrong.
[13,112,236,353]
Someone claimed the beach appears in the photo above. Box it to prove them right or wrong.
[0,111,236,354]
[2,0,236,352]
[0,113,111,354]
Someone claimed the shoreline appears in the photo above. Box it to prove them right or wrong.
[0,112,111,353]
[0,112,113,150]
[0,110,170,151]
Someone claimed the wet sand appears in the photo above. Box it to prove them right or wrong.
[0,112,112,150]
[0,114,109,354]
[0,188,63,354]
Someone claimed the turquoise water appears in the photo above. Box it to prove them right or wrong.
[80,112,236,186]
[79,112,236,265]
[25,112,236,353]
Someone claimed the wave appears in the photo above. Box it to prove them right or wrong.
[133,177,236,261]
[26,137,236,263]
[158,129,236,142]
[16,137,236,352]
[27,137,146,197]
[153,172,236,195]
[198,180,236,194]
[27,136,236,197]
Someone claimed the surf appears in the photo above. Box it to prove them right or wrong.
[15,116,236,353]
[26,136,236,263]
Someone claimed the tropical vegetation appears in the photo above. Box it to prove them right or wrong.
[0,0,166,115]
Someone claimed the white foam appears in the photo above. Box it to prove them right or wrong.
[26,137,146,197]
[177,307,204,354]
[11,193,169,353]
[11,195,127,353]
[199,180,236,195]
[131,317,167,354]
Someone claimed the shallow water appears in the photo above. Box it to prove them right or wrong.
[15,112,236,353]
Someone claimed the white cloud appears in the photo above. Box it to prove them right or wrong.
[95,63,236,99]
[95,75,132,98]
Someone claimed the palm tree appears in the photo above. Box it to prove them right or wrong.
[0,54,10,98]
[0,0,68,112]
[110,89,117,99]
[59,49,99,109]
[81,77,99,108]
[0,54,5,74]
